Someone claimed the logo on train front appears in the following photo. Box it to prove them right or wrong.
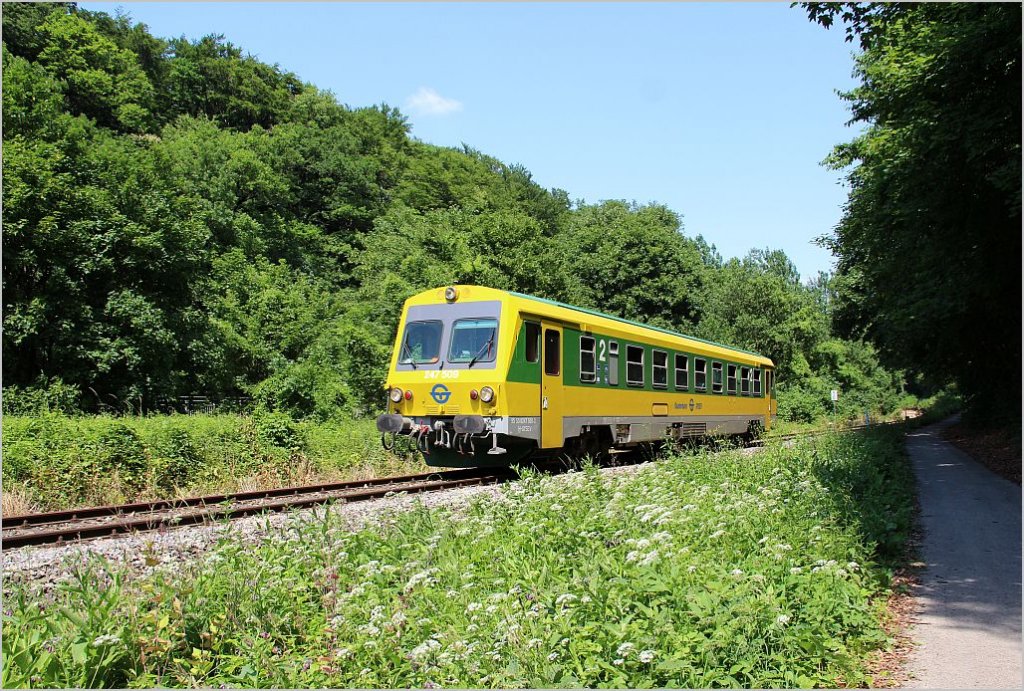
[430,384,452,404]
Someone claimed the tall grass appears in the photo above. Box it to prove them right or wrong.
[1,413,426,513]
[3,426,914,688]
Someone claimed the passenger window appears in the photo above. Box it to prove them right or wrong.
[525,322,540,363]
[544,329,560,376]
[726,364,737,395]
[626,345,644,387]
[608,341,619,386]
[712,362,724,394]
[754,369,762,397]
[741,366,751,396]
[695,358,707,392]
[580,335,597,383]
[652,350,668,388]
[674,353,689,391]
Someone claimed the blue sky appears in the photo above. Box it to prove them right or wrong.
[84,2,862,281]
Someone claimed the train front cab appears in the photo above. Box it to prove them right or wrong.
[376,287,545,467]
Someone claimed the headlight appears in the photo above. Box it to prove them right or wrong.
[444,286,458,302]
[480,386,495,403]
[389,387,403,403]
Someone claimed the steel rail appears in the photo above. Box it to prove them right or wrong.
[3,467,495,529]
[2,470,513,549]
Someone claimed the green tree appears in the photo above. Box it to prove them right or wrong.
[34,10,156,132]
[803,2,1021,419]
[696,249,829,384]
[558,201,706,331]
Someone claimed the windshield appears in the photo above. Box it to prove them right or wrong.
[399,320,442,364]
[448,318,498,363]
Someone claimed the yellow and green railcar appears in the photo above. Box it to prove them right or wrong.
[376,285,776,467]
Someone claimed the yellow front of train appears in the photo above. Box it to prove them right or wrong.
[376,285,529,467]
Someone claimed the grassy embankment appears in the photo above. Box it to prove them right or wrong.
[3,426,914,688]
[4,394,936,516]
[1,413,427,515]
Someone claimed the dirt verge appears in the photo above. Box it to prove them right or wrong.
[941,422,1021,485]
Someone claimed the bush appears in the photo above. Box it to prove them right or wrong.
[2,379,81,415]
[1,412,424,512]
[776,383,827,423]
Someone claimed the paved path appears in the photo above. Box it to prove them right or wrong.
[905,417,1022,688]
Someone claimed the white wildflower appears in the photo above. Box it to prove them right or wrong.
[527,638,543,649]
[626,550,640,563]
[547,651,560,662]
[466,602,482,613]
[617,642,635,657]
[790,566,802,574]
[410,638,441,660]
[404,569,438,593]
[776,614,790,625]
[731,568,744,577]
[639,649,656,663]
[710,530,726,539]
[555,593,578,606]
[91,634,120,647]
[613,658,625,666]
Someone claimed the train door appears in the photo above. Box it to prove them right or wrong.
[541,322,563,449]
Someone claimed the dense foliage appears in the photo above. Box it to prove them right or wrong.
[3,428,914,688]
[3,3,907,422]
[2,412,422,512]
[803,2,1021,421]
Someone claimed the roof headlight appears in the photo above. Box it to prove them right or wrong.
[444,286,458,302]
[389,387,403,403]
[480,386,495,403]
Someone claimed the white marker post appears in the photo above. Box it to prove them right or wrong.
[830,389,839,426]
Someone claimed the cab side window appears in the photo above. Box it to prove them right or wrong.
[525,322,541,363]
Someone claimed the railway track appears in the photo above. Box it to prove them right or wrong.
[2,467,516,550]
[2,420,898,550]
